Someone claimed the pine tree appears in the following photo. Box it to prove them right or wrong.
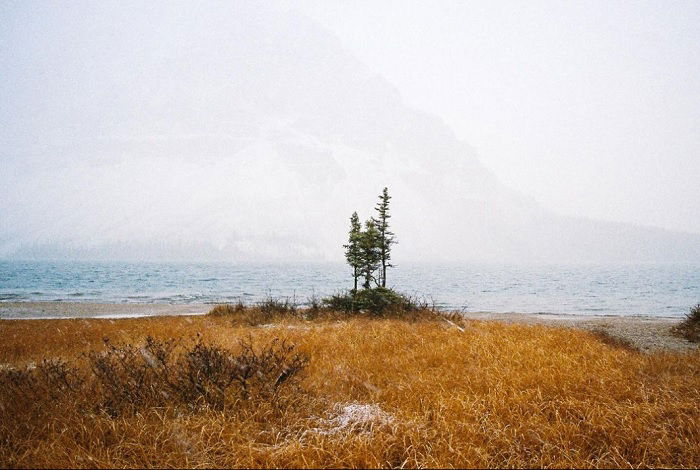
[373,187,396,287]
[343,212,363,291]
[360,218,381,289]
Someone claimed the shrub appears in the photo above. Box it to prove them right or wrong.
[323,287,429,316]
[674,304,700,343]
[0,358,82,411]
[0,336,311,418]
[85,336,178,415]
[208,300,246,316]
[258,294,298,316]
[176,336,309,409]
[208,291,437,322]
[304,292,323,318]
[323,291,358,313]
[208,297,302,325]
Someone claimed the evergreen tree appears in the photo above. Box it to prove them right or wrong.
[343,212,363,291]
[360,218,381,289]
[373,187,396,287]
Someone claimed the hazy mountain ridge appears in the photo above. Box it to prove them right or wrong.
[1,2,699,263]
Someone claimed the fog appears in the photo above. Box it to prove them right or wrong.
[1,1,699,263]
[298,0,700,235]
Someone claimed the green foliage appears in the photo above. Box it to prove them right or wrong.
[343,187,397,291]
[343,212,363,290]
[321,292,357,313]
[322,287,425,316]
[373,187,396,287]
[360,218,382,289]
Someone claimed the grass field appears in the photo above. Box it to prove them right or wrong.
[1,308,699,468]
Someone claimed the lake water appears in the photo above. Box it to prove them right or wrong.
[0,260,698,317]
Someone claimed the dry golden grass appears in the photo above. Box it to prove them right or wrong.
[1,311,699,468]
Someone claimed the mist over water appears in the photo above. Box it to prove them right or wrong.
[1,260,698,317]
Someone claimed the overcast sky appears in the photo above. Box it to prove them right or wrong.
[1,0,699,263]
[295,0,700,234]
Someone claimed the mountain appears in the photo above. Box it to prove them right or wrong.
[1,1,699,263]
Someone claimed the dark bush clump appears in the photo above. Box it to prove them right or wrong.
[176,336,308,409]
[674,304,700,343]
[0,358,82,410]
[0,336,309,418]
[304,292,323,318]
[208,300,246,316]
[323,287,428,316]
[208,296,301,325]
[86,336,178,415]
[208,291,436,321]
[87,335,308,414]
[258,295,298,316]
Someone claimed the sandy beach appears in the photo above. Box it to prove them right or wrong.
[460,311,696,353]
[0,301,210,320]
[1,301,695,353]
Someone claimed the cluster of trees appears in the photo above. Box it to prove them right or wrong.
[344,187,396,290]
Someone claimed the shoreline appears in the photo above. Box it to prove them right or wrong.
[0,301,696,353]
[0,301,210,320]
[0,301,686,320]
[460,311,695,353]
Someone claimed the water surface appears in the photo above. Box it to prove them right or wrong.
[1,260,698,317]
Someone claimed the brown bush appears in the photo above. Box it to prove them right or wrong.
[1,335,308,419]
[208,297,302,325]
[208,300,246,316]
[85,336,178,415]
[175,336,308,409]
[0,358,82,409]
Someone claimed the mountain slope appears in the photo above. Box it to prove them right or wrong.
[1,1,698,263]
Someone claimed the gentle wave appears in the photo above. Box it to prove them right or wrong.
[1,260,699,317]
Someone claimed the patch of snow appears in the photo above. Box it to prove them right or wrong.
[310,402,394,435]
[443,318,465,332]
[259,324,311,331]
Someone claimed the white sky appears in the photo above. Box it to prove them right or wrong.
[1,0,699,263]
[295,0,700,234]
